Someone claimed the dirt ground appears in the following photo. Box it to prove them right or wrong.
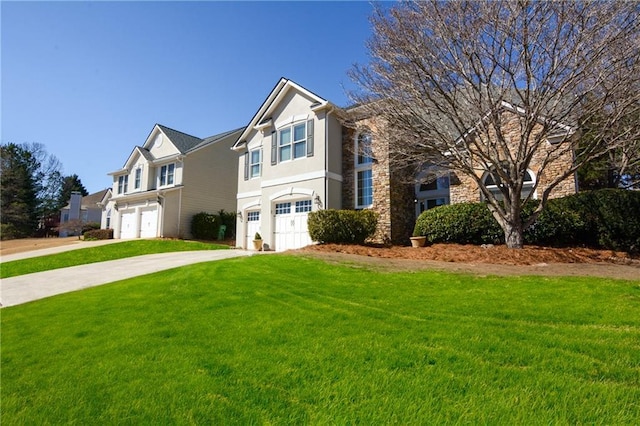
[298,243,640,281]
[0,237,80,256]
[2,238,638,281]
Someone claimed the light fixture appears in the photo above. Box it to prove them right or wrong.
[237,211,243,222]
[314,195,323,209]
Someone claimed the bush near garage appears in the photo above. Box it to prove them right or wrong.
[308,209,378,244]
[83,229,114,240]
[191,212,219,241]
[413,189,640,252]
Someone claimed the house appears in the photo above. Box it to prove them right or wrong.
[59,189,111,237]
[232,78,578,251]
[104,124,242,239]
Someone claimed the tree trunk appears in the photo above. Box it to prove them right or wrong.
[504,224,524,249]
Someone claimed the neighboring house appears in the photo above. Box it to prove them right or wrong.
[232,78,578,251]
[59,189,111,237]
[104,124,242,239]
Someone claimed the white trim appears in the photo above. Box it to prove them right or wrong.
[237,190,262,199]
[269,187,314,201]
[262,170,342,188]
[241,199,262,211]
[275,114,309,130]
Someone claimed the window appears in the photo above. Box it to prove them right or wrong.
[483,169,535,201]
[160,163,175,186]
[275,202,291,215]
[118,175,128,194]
[134,167,142,190]
[356,132,374,165]
[415,168,451,217]
[106,209,111,229]
[295,200,312,213]
[355,131,374,208]
[250,149,261,178]
[279,122,306,162]
[247,211,260,221]
[356,169,373,208]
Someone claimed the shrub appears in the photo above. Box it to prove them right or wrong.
[557,189,640,252]
[83,229,114,240]
[308,209,378,244]
[413,189,640,252]
[413,203,503,245]
[0,223,21,240]
[191,212,219,240]
[522,200,585,247]
[217,209,237,239]
[82,222,101,233]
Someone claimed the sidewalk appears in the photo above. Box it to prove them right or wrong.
[1,250,254,308]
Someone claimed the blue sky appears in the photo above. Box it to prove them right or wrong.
[2,1,374,193]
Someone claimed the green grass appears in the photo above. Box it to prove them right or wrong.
[2,255,639,424]
[0,239,228,278]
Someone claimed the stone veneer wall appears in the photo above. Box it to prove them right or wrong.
[343,117,415,245]
[450,111,577,203]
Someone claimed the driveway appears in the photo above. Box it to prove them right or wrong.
[1,250,254,308]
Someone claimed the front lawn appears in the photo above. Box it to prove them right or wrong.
[0,239,228,278]
[2,255,639,424]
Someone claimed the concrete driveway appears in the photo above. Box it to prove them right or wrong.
[1,249,254,308]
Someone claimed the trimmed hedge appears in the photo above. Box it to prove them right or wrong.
[413,202,503,245]
[191,212,219,240]
[83,229,114,240]
[308,209,378,244]
[413,189,640,252]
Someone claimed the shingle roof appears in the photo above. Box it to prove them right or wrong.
[156,124,203,154]
[191,127,244,152]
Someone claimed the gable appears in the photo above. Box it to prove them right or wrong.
[232,78,334,151]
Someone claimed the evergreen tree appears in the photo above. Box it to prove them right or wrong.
[1,143,40,237]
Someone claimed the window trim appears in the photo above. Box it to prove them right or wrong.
[278,121,307,163]
[482,169,536,201]
[118,175,129,194]
[250,149,262,179]
[134,166,142,190]
[354,131,374,209]
[159,163,175,187]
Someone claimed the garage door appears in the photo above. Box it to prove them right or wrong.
[245,210,261,250]
[139,208,158,238]
[120,211,137,239]
[273,200,312,251]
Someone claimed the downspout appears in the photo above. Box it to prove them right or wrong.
[324,107,334,210]
[157,193,165,237]
[177,187,183,238]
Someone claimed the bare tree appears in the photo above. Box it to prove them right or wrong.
[349,0,640,248]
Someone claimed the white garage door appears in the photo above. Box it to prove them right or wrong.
[273,200,312,251]
[120,211,137,239]
[139,208,158,238]
[245,210,261,250]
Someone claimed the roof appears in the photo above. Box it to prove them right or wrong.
[61,189,110,210]
[190,127,244,152]
[156,124,203,154]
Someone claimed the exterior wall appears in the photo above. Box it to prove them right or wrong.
[235,86,343,250]
[342,117,414,245]
[450,111,577,203]
[180,132,240,238]
[160,190,181,238]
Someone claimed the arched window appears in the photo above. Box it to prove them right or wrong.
[482,169,536,201]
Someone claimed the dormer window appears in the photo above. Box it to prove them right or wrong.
[160,163,175,187]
